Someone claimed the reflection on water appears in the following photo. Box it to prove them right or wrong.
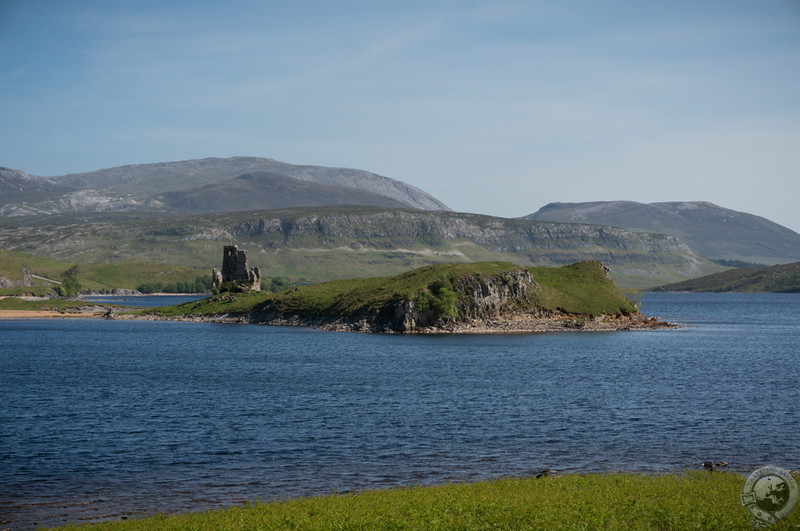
[81,294,207,308]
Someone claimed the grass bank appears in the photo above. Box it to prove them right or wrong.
[58,472,798,530]
[0,296,90,311]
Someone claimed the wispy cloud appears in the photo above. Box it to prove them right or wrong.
[2,0,799,230]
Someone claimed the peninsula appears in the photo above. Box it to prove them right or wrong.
[141,260,671,333]
[653,261,800,292]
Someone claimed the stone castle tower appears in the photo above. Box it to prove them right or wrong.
[212,245,261,292]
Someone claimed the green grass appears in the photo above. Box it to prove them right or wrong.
[0,249,209,291]
[529,261,636,315]
[147,261,636,323]
[269,261,527,318]
[76,262,209,291]
[58,471,800,530]
[0,248,68,284]
[0,285,53,296]
[654,262,800,292]
[143,290,272,317]
[0,297,91,311]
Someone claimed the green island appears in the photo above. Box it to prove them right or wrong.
[57,471,799,530]
[138,260,668,333]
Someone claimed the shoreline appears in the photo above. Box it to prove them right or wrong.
[9,469,791,530]
[112,309,678,334]
[0,307,677,332]
[0,309,105,319]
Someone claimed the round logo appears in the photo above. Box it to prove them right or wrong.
[741,466,798,526]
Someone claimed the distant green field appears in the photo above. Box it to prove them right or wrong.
[0,249,210,291]
[0,285,52,296]
[654,261,800,292]
[58,471,799,530]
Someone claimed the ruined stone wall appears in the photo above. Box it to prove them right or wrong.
[213,245,261,292]
[222,245,249,282]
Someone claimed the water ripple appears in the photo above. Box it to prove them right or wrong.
[1,293,799,528]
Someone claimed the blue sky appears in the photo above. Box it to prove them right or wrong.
[2,1,799,230]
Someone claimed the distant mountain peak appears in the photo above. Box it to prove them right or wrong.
[524,200,800,265]
[162,171,409,213]
[1,156,450,216]
[0,166,74,205]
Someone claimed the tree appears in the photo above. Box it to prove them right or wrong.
[57,268,82,298]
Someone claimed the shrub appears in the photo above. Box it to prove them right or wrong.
[56,267,82,297]
[415,278,459,319]
[137,276,213,294]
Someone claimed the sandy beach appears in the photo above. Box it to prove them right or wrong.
[0,310,104,319]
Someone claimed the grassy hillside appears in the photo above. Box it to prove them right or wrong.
[529,262,637,315]
[163,171,408,212]
[0,249,209,292]
[0,207,723,288]
[654,261,800,292]
[150,261,636,326]
[0,249,67,282]
[57,472,798,530]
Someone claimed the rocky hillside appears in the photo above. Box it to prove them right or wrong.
[0,156,450,215]
[0,167,74,207]
[146,261,665,333]
[653,261,800,292]
[524,201,800,266]
[0,206,723,288]
[162,171,408,212]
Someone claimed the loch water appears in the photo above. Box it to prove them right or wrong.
[2,293,799,528]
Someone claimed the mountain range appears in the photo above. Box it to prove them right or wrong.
[0,206,720,288]
[524,201,800,266]
[0,156,449,216]
[2,157,800,289]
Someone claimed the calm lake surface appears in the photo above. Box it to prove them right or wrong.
[2,293,799,528]
[81,294,206,307]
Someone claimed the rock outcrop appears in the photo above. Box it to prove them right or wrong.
[384,268,538,332]
[243,261,671,334]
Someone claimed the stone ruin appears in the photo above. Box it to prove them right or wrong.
[212,245,261,292]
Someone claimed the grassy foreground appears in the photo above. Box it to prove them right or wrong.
[58,472,799,530]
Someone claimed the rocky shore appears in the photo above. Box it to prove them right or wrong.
[106,261,679,334]
[114,308,676,334]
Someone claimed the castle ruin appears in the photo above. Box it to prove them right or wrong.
[212,245,261,292]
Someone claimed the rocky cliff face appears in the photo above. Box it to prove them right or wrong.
[232,209,697,264]
[390,268,538,332]
[0,206,720,288]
